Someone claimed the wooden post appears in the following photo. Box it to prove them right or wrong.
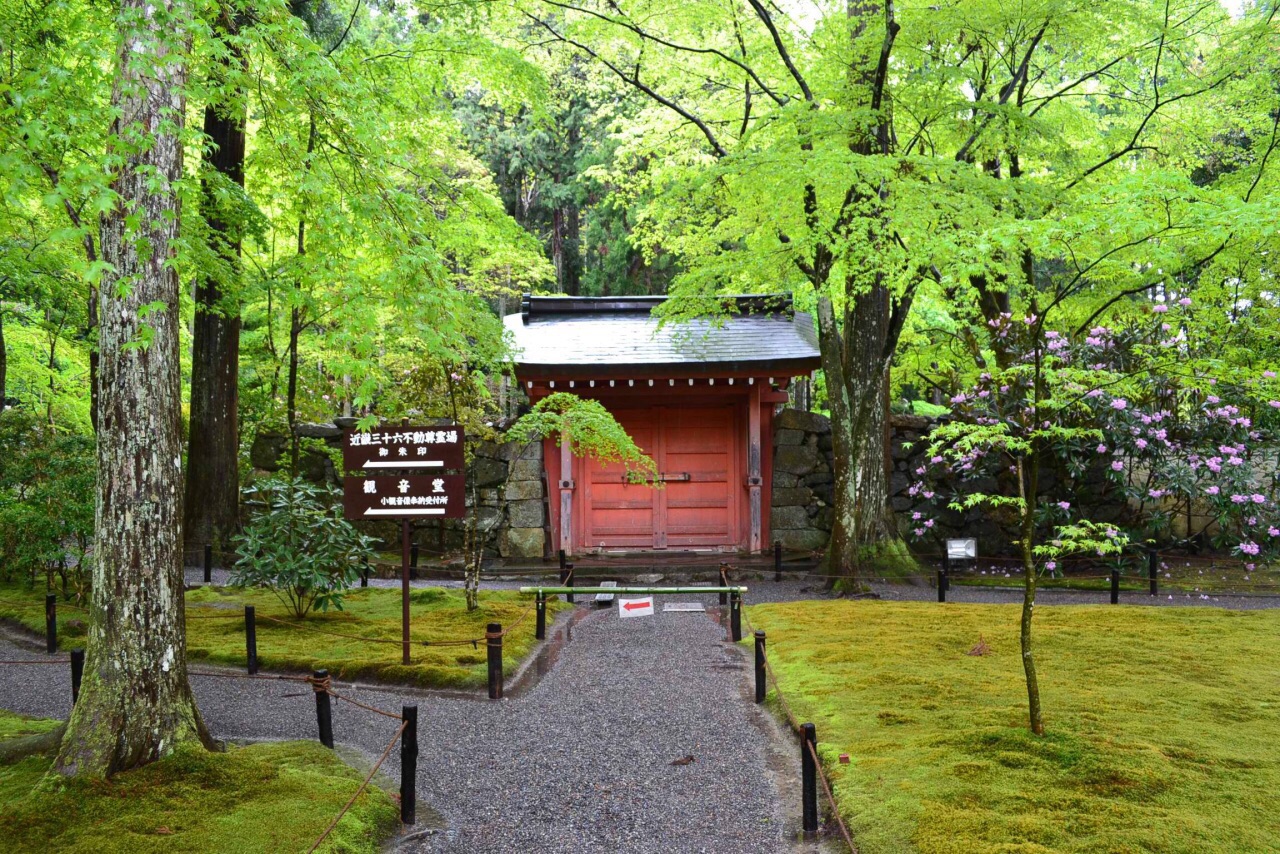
[1148,549,1158,597]
[400,705,418,825]
[203,543,212,584]
[748,381,763,553]
[559,436,574,556]
[314,669,333,748]
[45,594,56,653]
[754,631,766,704]
[729,590,742,642]
[486,623,503,700]
[937,569,946,603]
[71,648,85,705]
[1111,569,1120,605]
[535,592,546,640]
[360,556,368,588]
[410,541,419,580]
[801,723,818,834]
[774,540,782,582]
[245,605,258,674]
[401,520,411,666]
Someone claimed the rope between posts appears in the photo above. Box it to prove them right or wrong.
[307,721,408,854]
[0,658,69,665]
[188,668,311,683]
[806,737,858,853]
[326,688,404,721]
[741,609,854,853]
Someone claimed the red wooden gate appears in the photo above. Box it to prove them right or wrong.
[580,405,739,550]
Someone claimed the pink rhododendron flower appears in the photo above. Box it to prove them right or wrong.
[1097,444,1107,453]
[1111,460,1124,471]
[1178,297,1192,306]
[1206,486,1220,495]
[1240,542,1260,556]
[1153,304,1168,313]
[1252,494,1266,504]
[1058,501,1070,510]
[1111,399,1127,410]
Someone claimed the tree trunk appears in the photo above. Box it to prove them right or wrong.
[51,0,213,779]
[817,289,901,587]
[0,306,7,408]
[184,37,247,562]
[1018,454,1044,735]
[287,114,316,477]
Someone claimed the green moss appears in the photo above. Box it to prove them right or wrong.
[747,600,1280,853]
[0,722,397,854]
[0,583,567,690]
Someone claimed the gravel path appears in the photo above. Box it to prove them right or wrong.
[1,595,815,854]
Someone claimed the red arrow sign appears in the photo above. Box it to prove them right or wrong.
[623,600,652,611]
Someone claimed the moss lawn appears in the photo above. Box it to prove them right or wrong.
[0,710,396,853]
[0,583,566,690]
[747,600,1280,853]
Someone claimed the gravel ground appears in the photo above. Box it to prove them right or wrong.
[1,593,820,854]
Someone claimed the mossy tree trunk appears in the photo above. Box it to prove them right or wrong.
[51,0,213,779]
[816,287,908,588]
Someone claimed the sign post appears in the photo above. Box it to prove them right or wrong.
[342,424,465,666]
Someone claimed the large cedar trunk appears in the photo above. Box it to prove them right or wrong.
[184,43,247,561]
[52,0,212,778]
[817,289,898,587]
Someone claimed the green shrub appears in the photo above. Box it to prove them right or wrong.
[0,412,94,596]
[229,477,374,618]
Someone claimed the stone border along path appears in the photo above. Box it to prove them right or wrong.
[1,589,835,854]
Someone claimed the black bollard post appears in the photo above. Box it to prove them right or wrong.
[535,592,546,640]
[400,705,418,825]
[754,631,766,704]
[937,569,946,603]
[71,648,84,705]
[361,557,369,588]
[1148,549,1158,597]
[774,540,783,582]
[203,544,213,584]
[719,563,729,606]
[410,542,419,581]
[45,594,56,653]
[1110,569,1120,605]
[313,669,333,748]
[245,605,258,675]
[565,565,575,604]
[729,591,742,642]
[486,623,503,700]
[801,723,818,835]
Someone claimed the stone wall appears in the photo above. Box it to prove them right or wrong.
[769,408,1129,555]
[249,422,549,560]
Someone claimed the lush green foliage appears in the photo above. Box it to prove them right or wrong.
[0,413,94,594]
[505,391,659,481]
[229,478,374,618]
[749,599,1280,854]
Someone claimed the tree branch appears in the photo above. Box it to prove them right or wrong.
[745,0,813,102]
[522,13,728,157]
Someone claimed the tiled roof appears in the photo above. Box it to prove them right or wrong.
[505,294,822,379]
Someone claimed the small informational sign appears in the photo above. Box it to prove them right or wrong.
[618,597,654,618]
[946,538,978,560]
[342,425,465,472]
[342,474,466,519]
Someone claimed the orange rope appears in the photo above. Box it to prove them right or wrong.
[307,721,408,853]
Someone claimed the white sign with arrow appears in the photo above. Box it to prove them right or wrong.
[618,597,654,618]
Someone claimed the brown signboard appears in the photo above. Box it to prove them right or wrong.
[342,425,465,473]
[343,474,466,519]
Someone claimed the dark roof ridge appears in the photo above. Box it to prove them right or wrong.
[519,293,793,323]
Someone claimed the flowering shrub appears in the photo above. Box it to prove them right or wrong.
[910,304,1280,568]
